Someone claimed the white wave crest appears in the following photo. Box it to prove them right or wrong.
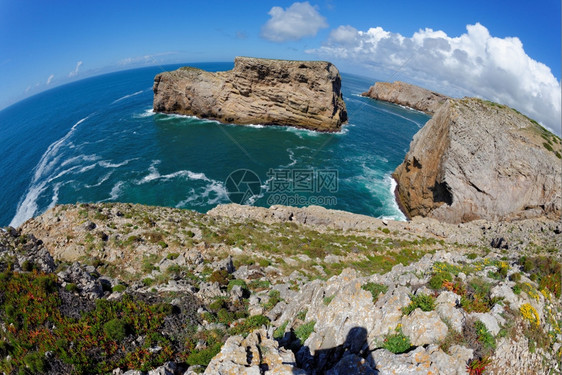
[112,90,143,104]
[135,108,155,118]
[10,116,90,227]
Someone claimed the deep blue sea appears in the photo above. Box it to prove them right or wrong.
[0,63,429,228]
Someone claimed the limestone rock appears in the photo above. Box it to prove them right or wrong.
[362,81,449,115]
[394,98,562,223]
[371,345,471,375]
[401,309,448,346]
[203,329,300,374]
[153,57,348,132]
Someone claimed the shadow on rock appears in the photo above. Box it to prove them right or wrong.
[289,326,378,374]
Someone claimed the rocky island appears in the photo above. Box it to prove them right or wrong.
[362,81,449,115]
[393,97,562,223]
[153,57,348,132]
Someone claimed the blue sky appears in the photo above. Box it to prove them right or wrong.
[1,0,560,131]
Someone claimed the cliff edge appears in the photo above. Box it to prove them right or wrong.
[393,97,562,223]
[153,57,348,132]
[362,81,449,115]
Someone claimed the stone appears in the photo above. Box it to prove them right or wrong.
[394,98,561,223]
[153,57,348,132]
[471,312,501,336]
[203,329,299,374]
[362,81,449,115]
[490,237,508,249]
[401,309,448,346]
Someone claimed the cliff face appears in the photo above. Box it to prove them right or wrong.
[362,81,449,115]
[393,98,562,223]
[153,57,348,132]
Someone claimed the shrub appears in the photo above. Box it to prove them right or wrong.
[142,277,154,287]
[403,293,435,315]
[103,318,127,341]
[519,303,540,326]
[295,321,315,343]
[475,321,495,350]
[362,282,388,303]
[209,270,230,286]
[383,328,410,354]
[227,279,247,292]
[23,352,45,373]
[509,272,521,282]
[429,271,453,290]
[186,342,222,367]
[65,283,79,292]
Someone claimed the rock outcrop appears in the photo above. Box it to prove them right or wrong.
[362,81,449,114]
[6,202,562,374]
[153,57,348,132]
[393,97,562,223]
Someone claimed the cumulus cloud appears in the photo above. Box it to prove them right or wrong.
[261,2,328,42]
[68,61,83,77]
[46,74,54,85]
[308,23,561,133]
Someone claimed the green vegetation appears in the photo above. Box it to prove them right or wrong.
[403,293,436,315]
[382,328,410,354]
[294,321,316,343]
[361,282,388,304]
[0,270,193,374]
[518,256,561,298]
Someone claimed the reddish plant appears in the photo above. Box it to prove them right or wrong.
[467,357,491,375]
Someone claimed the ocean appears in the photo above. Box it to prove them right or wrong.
[0,63,429,228]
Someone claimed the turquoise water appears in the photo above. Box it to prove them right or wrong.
[0,63,429,227]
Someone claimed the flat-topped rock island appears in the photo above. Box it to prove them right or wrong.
[153,57,348,132]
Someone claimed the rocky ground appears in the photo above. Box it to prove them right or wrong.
[1,202,561,374]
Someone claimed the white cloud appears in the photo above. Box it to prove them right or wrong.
[118,52,176,66]
[308,23,561,133]
[68,61,83,77]
[46,74,54,85]
[261,2,328,42]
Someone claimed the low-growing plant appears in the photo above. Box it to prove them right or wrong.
[294,320,315,343]
[323,295,335,305]
[208,269,230,286]
[103,318,127,341]
[466,356,491,375]
[361,282,388,303]
[65,283,79,292]
[274,321,289,340]
[403,293,435,315]
[227,279,247,292]
[112,284,126,293]
[382,328,410,354]
[429,271,453,289]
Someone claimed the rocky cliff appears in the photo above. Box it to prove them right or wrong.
[393,98,562,223]
[153,57,348,132]
[362,81,449,114]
